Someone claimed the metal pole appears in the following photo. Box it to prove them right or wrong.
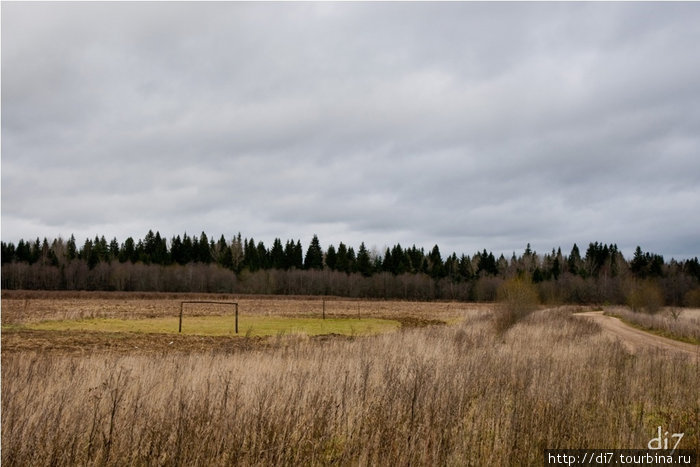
[323,299,326,320]
[179,302,183,333]
[235,303,238,334]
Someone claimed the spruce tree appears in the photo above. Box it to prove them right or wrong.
[459,254,473,280]
[221,245,234,270]
[551,247,562,280]
[383,248,393,273]
[120,237,137,263]
[198,232,211,263]
[109,238,120,260]
[293,240,304,269]
[336,243,349,273]
[304,235,323,270]
[244,238,260,271]
[67,235,77,261]
[231,234,244,272]
[407,245,425,274]
[683,257,700,280]
[153,232,168,264]
[347,247,357,273]
[214,235,226,263]
[182,233,193,264]
[270,238,285,269]
[30,238,41,264]
[40,238,51,265]
[630,246,648,277]
[477,249,497,276]
[1,242,16,264]
[171,235,183,264]
[391,244,409,275]
[283,240,296,270]
[428,244,445,279]
[567,244,582,276]
[256,241,269,269]
[357,242,372,277]
[325,244,337,270]
[444,253,460,280]
[143,230,156,263]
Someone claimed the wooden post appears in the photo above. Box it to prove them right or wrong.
[323,299,326,320]
[235,303,239,334]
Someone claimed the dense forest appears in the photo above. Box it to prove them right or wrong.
[2,231,700,306]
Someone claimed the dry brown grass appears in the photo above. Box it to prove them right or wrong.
[2,295,699,466]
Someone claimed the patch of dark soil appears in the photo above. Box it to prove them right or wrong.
[305,313,447,328]
[1,328,270,355]
[388,316,447,328]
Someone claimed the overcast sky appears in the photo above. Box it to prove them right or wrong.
[2,2,699,260]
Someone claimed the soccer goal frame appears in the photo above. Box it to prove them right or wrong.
[179,301,239,334]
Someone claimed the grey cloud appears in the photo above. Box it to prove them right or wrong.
[2,2,700,259]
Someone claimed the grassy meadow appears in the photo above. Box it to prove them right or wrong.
[1,292,699,466]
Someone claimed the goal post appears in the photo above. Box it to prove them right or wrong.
[179,301,239,334]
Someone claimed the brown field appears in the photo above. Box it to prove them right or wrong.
[1,290,461,324]
[1,291,459,353]
[2,291,699,466]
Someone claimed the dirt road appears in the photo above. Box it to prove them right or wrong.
[576,311,699,357]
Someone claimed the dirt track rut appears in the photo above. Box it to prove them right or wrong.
[577,311,699,357]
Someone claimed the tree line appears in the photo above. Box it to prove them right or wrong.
[2,232,699,305]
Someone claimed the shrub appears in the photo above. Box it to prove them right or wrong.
[684,288,700,308]
[494,277,539,333]
[627,280,664,314]
[473,276,503,302]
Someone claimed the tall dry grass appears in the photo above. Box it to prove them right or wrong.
[2,309,699,466]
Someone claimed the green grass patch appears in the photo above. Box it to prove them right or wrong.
[23,315,401,338]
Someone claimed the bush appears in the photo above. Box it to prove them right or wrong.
[473,276,503,302]
[627,280,664,314]
[685,288,700,308]
[494,277,539,333]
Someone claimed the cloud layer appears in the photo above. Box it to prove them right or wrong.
[3,3,699,259]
